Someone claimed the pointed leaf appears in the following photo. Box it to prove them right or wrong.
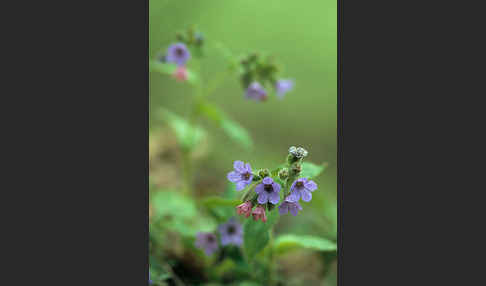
[274,234,337,255]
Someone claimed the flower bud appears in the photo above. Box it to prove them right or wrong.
[236,201,253,218]
[251,205,267,222]
[258,168,270,178]
[278,168,289,180]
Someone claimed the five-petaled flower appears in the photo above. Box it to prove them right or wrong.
[278,197,303,216]
[288,177,317,202]
[245,82,267,101]
[275,79,294,98]
[251,205,267,222]
[236,201,253,218]
[255,177,281,205]
[227,161,254,191]
[195,232,219,256]
[219,218,243,246]
[166,43,191,66]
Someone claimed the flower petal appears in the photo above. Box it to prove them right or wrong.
[301,189,312,202]
[254,183,264,194]
[262,177,273,185]
[304,180,318,192]
[227,171,241,183]
[287,191,300,202]
[233,161,245,172]
[289,205,300,216]
[245,163,252,173]
[257,192,269,204]
[269,191,280,204]
[236,181,247,191]
[278,203,289,215]
[272,182,281,193]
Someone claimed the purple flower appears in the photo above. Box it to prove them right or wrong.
[278,197,303,216]
[227,161,253,191]
[245,82,267,101]
[275,79,294,98]
[166,43,191,66]
[195,232,219,256]
[219,218,243,246]
[288,178,317,202]
[255,177,281,205]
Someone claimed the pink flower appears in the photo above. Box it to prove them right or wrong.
[173,66,188,82]
[236,201,253,218]
[251,205,267,222]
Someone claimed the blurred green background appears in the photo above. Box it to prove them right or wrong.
[150,0,336,284]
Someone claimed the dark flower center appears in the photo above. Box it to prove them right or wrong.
[227,225,236,234]
[264,184,273,193]
[207,235,215,243]
[296,181,304,188]
[242,172,251,180]
[175,48,184,56]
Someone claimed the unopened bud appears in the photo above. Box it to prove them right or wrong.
[278,168,289,180]
[258,168,270,178]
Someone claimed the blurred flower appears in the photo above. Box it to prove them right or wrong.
[275,79,294,98]
[236,201,253,218]
[219,218,243,246]
[278,197,303,216]
[245,82,267,101]
[251,205,267,222]
[227,161,253,191]
[195,232,219,256]
[288,178,317,202]
[172,66,188,82]
[289,146,308,159]
[255,177,281,205]
[166,43,191,66]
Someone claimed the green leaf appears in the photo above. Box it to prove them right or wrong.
[159,109,206,152]
[243,210,279,259]
[273,234,337,255]
[300,162,328,179]
[202,196,241,223]
[198,102,253,150]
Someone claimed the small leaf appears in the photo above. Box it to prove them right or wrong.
[273,234,337,255]
[198,102,253,150]
[243,210,279,259]
[300,162,328,179]
[159,109,206,152]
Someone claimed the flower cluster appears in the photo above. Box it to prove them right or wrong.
[227,146,318,221]
[156,26,206,82]
[194,217,243,256]
[239,53,294,101]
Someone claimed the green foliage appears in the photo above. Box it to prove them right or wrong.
[299,162,328,179]
[273,234,337,255]
[243,210,279,259]
[198,102,253,150]
[202,196,241,223]
[149,255,171,283]
[151,190,215,236]
[159,108,207,152]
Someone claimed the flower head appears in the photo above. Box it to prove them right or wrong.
[219,218,243,246]
[166,43,191,66]
[245,82,267,101]
[275,79,294,98]
[288,178,317,202]
[173,66,188,82]
[254,177,281,205]
[278,197,303,216]
[289,146,308,159]
[195,232,219,256]
[236,201,253,218]
[251,205,267,222]
[227,161,253,191]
